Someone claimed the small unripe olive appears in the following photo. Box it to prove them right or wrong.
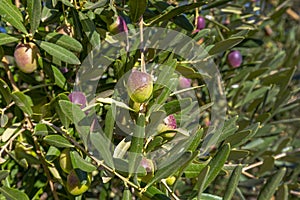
[227,50,243,68]
[127,70,153,103]
[165,176,176,186]
[14,42,39,73]
[66,169,91,196]
[59,148,72,173]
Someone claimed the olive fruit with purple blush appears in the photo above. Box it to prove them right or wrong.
[127,70,153,103]
[14,42,40,73]
[196,16,206,31]
[140,157,155,182]
[157,115,177,139]
[68,91,87,109]
[108,16,128,35]
[66,169,91,196]
[227,50,243,68]
[178,76,192,89]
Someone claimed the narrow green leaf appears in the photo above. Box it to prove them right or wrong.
[45,32,83,52]
[59,100,89,145]
[129,0,148,22]
[122,187,132,200]
[45,146,60,163]
[217,116,239,142]
[11,91,33,116]
[175,65,209,79]
[0,1,28,34]
[51,65,67,89]
[50,94,70,128]
[258,156,275,175]
[223,165,243,200]
[209,37,244,55]
[41,2,59,22]
[28,0,41,35]
[147,2,205,25]
[70,151,97,172]
[225,123,260,147]
[146,151,192,188]
[193,166,210,199]
[0,186,29,200]
[34,123,54,136]
[103,106,115,141]
[202,0,231,10]
[173,15,193,31]
[187,128,204,152]
[0,114,8,127]
[44,135,74,148]
[128,113,145,176]
[203,143,231,190]
[0,78,12,105]
[142,185,171,200]
[257,168,286,200]
[60,0,74,7]
[90,131,114,169]
[276,184,289,200]
[83,1,107,10]
[0,170,9,181]
[184,162,208,178]
[145,136,163,152]
[0,33,19,45]
[228,150,249,160]
[1,123,20,142]
[79,12,101,49]
[162,98,191,116]
[205,17,230,32]
[194,193,223,200]
[36,40,80,65]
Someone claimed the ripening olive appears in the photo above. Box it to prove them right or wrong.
[14,42,39,73]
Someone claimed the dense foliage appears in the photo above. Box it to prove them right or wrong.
[0,0,299,199]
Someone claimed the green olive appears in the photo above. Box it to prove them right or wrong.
[59,148,72,173]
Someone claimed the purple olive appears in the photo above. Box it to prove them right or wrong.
[108,16,128,35]
[140,157,154,174]
[127,70,153,103]
[14,42,40,73]
[227,50,243,68]
[178,76,192,89]
[157,115,177,139]
[68,91,87,109]
[196,16,206,31]
[140,157,154,182]
[164,115,177,129]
